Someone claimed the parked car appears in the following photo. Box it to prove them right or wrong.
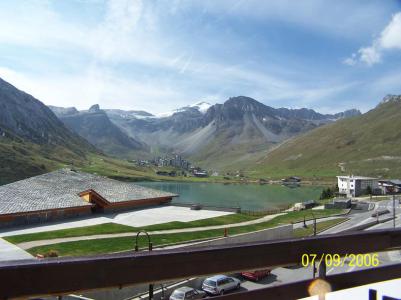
[241,269,271,281]
[202,275,241,295]
[169,286,207,300]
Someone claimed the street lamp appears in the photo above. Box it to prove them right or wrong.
[393,195,396,229]
[310,212,317,236]
[303,213,317,235]
[309,212,318,279]
[160,284,166,300]
[134,231,153,299]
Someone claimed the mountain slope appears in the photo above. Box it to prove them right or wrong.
[50,105,148,159]
[186,96,319,169]
[255,95,401,179]
[0,77,95,184]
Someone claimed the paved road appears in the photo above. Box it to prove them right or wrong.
[367,198,401,230]
[322,198,400,234]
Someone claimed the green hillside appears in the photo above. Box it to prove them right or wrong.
[0,139,87,185]
[251,97,401,180]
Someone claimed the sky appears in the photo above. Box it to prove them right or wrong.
[1,0,401,114]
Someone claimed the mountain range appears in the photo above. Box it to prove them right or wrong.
[4,74,399,183]
[64,96,360,170]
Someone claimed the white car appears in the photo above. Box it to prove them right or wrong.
[202,275,241,295]
[169,286,207,300]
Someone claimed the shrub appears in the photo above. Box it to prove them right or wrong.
[43,249,59,258]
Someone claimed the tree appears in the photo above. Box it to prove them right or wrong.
[366,185,372,196]
[320,187,335,200]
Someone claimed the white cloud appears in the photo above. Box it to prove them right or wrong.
[346,12,401,66]
[0,0,386,114]
[0,65,186,112]
[188,0,394,39]
[358,44,382,66]
[342,54,357,66]
[380,13,401,49]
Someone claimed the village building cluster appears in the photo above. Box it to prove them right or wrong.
[137,154,210,178]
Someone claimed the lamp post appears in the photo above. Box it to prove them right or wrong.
[311,212,317,237]
[135,231,153,299]
[393,195,396,229]
[160,284,166,300]
[310,212,317,279]
[303,213,316,234]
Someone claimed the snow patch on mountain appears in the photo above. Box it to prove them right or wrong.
[155,101,212,118]
[189,101,212,114]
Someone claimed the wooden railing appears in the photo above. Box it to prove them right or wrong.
[0,228,400,299]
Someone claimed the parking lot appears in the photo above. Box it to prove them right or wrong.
[133,267,311,299]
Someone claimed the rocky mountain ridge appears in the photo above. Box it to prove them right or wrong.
[50,104,148,159]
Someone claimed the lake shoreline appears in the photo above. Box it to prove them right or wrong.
[110,174,334,187]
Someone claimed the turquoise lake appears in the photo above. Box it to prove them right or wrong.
[137,182,322,210]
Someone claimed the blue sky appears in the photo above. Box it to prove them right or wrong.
[1,0,401,114]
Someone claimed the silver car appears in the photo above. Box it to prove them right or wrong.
[169,286,207,300]
[202,275,241,295]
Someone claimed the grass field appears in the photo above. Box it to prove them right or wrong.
[25,210,346,257]
[293,218,348,237]
[6,209,345,245]
[5,213,259,244]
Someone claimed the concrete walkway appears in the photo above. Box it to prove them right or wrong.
[18,213,287,250]
[0,238,34,261]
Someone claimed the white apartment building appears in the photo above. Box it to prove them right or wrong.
[337,175,378,197]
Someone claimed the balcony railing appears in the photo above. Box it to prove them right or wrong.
[0,228,400,299]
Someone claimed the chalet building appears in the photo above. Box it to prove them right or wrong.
[337,175,378,197]
[0,169,177,228]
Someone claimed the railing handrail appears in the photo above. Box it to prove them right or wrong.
[0,228,400,299]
